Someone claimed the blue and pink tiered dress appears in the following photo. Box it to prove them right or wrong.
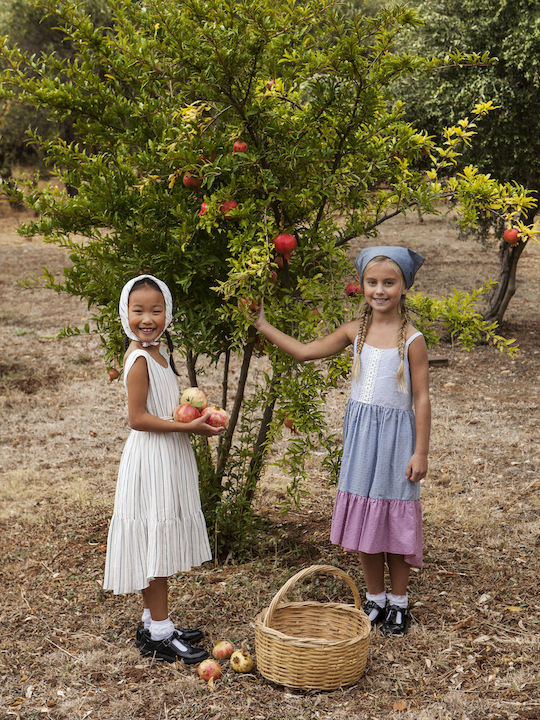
[330,332,424,566]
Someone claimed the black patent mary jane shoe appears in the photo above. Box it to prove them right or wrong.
[135,623,204,648]
[380,605,411,635]
[363,600,386,627]
[139,630,209,664]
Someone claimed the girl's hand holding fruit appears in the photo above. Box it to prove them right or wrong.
[173,387,228,435]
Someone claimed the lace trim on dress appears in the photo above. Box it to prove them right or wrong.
[357,347,381,404]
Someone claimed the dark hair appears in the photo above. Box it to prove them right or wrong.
[123,277,179,375]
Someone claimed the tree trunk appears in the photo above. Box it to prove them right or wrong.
[484,207,536,324]
[484,240,528,323]
[215,326,257,483]
[243,382,277,505]
[186,350,198,386]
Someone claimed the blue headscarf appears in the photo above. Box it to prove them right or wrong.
[354,246,424,289]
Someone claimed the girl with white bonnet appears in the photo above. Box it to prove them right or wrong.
[103,275,223,662]
[256,246,430,634]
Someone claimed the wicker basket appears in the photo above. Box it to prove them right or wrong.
[254,564,370,690]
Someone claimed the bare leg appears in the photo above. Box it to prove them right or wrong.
[387,554,410,596]
[141,577,168,622]
[359,552,385,594]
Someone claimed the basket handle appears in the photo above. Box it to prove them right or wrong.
[263,564,362,629]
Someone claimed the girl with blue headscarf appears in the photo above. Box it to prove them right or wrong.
[255,246,431,635]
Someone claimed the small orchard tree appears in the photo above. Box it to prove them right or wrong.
[394,0,540,322]
[0,0,536,558]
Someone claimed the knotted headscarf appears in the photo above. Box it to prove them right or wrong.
[354,246,424,289]
[118,274,173,347]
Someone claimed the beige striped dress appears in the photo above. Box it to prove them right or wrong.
[103,348,212,594]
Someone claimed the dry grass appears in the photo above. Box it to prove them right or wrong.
[1,199,539,719]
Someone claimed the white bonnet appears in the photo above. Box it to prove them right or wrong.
[119,274,173,346]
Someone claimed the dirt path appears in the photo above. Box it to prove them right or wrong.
[1,200,538,719]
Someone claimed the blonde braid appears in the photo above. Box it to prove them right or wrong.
[396,298,411,392]
[352,302,372,381]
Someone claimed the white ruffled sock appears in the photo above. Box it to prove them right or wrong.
[365,591,386,621]
[141,608,152,629]
[366,591,387,608]
[150,617,175,641]
[387,592,408,609]
[150,618,188,652]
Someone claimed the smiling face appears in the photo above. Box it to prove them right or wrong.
[127,283,166,345]
[362,258,406,315]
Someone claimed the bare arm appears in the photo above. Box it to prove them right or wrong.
[126,357,223,436]
[405,335,431,482]
[254,304,357,361]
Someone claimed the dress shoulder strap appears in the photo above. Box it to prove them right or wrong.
[123,349,150,387]
[405,331,423,351]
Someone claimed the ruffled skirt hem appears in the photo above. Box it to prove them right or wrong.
[103,516,212,595]
[330,490,423,567]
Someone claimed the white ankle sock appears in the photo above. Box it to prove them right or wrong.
[150,617,175,641]
[366,591,386,608]
[141,608,152,629]
[388,592,408,609]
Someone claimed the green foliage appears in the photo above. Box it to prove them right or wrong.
[408,282,517,355]
[395,0,540,320]
[0,0,111,167]
[0,0,535,558]
[398,0,540,192]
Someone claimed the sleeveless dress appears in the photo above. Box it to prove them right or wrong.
[330,332,423,567]
[103,348,212,595]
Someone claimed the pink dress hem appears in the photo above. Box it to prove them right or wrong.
[330,490,423,567]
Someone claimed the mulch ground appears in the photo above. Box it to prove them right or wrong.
[1,201,539,719]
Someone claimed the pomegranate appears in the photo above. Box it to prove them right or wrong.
[173,404,201,423]
[503,227,519,246]
[221,199,238,216]
[229,649,254,673]
[182,172,202,190]
[197,658,222,682]
[203,406,229,428]
[232,140,248,153]
[212,640,234,660]
[198,201,208,217]
[273,232,296,256]
[108,368,119,381]
[345,280,362,296]
[180,387,208,410]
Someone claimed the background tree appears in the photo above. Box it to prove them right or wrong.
[0,0,535,557]
[0,0,111,176]
[394,0,540,322]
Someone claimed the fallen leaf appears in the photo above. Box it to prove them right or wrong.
[393,699,407,711]
[503,606,522,613]
[450,615,474,631]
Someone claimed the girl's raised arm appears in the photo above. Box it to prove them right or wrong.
[255,304,357,361]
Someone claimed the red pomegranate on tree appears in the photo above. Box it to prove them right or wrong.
[503,227,519,246]
[182,172,202,190]
[232,140,248,153]
[221,199,238,216]
[273,232,296,256]
[346,280,362,297]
